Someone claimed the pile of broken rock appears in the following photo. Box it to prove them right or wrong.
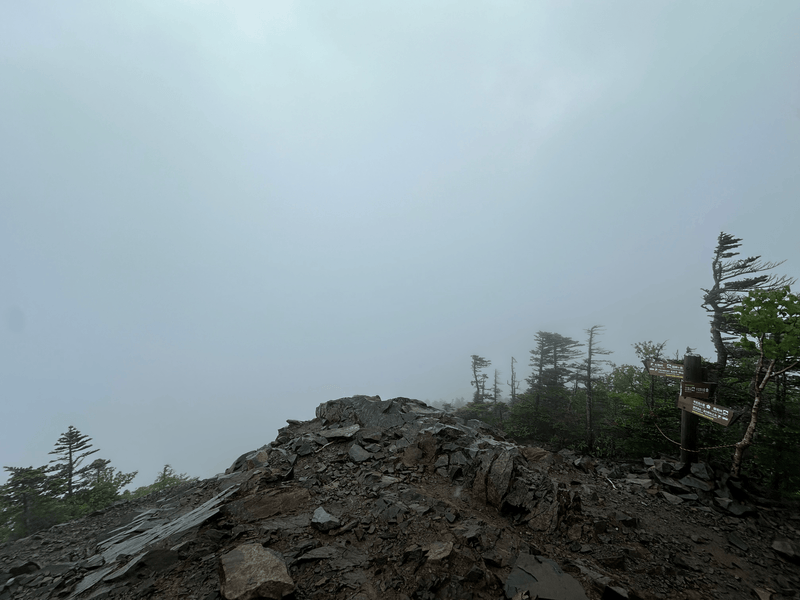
[2,395,799,600]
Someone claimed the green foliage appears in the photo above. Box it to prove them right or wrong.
[0,466,68,541]
[48,426,100,498]
[2,427,153,541]
[526,332,583,413]
[122,465,197,500]
[505,391,583,450]
[70,463,138,513]
[454,401,507,429]
[505,392,546,439]
[505,354,741,463]
[748,415,800,495]
[736,287,800,362]
[587,364,680,458]
[729,286,800,478]
[0,456,140,541]
[701,232,794,374]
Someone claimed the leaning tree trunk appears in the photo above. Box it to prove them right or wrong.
[731,355,774,477]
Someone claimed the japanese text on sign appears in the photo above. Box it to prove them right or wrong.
[677,396,732,426]
[646,360,683,379]
[681,381,711,399]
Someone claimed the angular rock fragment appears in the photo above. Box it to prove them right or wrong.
[487,448,518,507]
[425,541,453,562]
[521,446,549,463]
[772,538,800,564]
[219,543,294,600]
[311,507,341,532]
[9,561,40,577]
[625,477,653,489]
[679,475,714,492]
[348,444,371,463]
[714,497,754,516]
[319,424,361,440]
[613,511,637,529]
[574,455,595,473]
[672,552,704,572]
[690,462,712,480]
[727,531,749,552]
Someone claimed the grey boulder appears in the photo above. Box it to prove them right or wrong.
[219,543,294,600]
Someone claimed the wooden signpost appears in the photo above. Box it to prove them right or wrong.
[646,354,728,463]
[676,396,732,426]
[681,381,713,399]
[645,359,684,379]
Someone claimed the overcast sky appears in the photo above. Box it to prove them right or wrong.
[2,2,799,487]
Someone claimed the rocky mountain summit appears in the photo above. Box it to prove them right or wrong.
[2,395,799,600]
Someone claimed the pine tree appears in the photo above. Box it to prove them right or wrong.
[48,426,100,498]
[0,466,64,540]
[470,355,492,403]
[507,357,522,405]
[701,232,794,376]
[581,325,612,451]
[526,332,551,408]
[527,332,582,409]
[75,460,138,511]
[86,458,112,485]
[125,465,195,499]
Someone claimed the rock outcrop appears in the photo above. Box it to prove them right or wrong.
[1,395,799,600]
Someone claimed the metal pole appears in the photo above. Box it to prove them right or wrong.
[680,355,702,463]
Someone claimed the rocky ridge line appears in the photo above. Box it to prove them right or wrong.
[1,395,799,600]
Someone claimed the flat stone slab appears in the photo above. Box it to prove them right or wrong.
[319,424,361,440]
[505,554,588,600]
[69,485,240,599]
[296,545,343,562]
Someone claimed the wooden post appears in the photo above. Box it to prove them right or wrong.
[680,355,702,463]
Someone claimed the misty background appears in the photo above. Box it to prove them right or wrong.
[2,2,799,487]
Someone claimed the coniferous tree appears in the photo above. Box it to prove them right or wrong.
[0,466,64,540]
[491,369,502,403]
[86,458,112,485]
[581,326,612,452]
[507,332,583,441]
[526,332,551,409]
[48,426,99,498]
[527,332,582,410]
[470,355,492,403]
[507,357,522,405]
[491,369,505,426]
[701,232,794,378]
[75,460,137,511]
[124,465,196,499]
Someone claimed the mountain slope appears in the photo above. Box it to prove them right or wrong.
[2,395,799,600]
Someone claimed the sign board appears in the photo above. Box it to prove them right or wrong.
[645,359,683,379]
[681,381,714,399]
[677,396,732,426]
